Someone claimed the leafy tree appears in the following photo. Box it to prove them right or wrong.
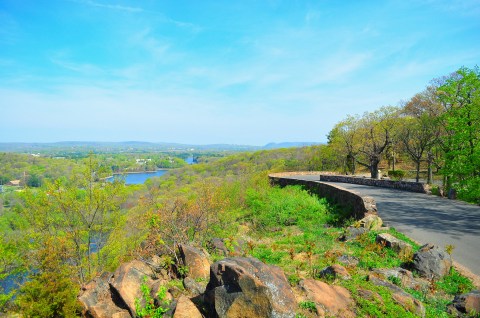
[19,154,127,282]
[327,115,361,174]
[398,114,439,182]
[436,66,480,202]
[355,107,400,179]
[17,238,81,318]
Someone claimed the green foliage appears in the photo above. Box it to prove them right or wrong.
[437,66,480,203]
[299,300,317,312]
[245,185,328,230]
[16,239,82,318]
[388,170,406,180]
[135,277,170,318]
[288,274,301,286]
[436,268,474,295]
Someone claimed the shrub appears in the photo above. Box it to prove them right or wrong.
[388,170,406,180]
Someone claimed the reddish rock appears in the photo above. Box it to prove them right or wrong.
[206,257,296,318]
[300,279,355,318]
[449,290,480,316]
[173,295,203,318]
[78,272,131,318]
[178,244,211,280]
[110,260,155,315]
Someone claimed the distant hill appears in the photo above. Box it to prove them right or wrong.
[0,141,322,153]
[262,142,322,149]
[0,141,259,153]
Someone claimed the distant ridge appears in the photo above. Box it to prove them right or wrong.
[262,142,322,149]
[0,141,321,153]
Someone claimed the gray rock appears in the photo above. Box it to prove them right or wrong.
[183,276,206,295]
[205,257,296,318]
[339,226,367,241]
[337,254,360,267]
[413,243,452,279]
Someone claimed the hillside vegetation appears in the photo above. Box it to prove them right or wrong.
[0,66,478,317]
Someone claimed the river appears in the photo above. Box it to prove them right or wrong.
[106,170,168,185]
[106,156,196,185]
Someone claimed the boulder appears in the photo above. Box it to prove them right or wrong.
[300,279,355,318]
[110,260,155,315]
[339,226,367,241]
[376,233,413,258]
[183,276,207,295]
[205,257,296,318]
[173,295,203,318]
[337,254,360,267]
[78,272,131,318]
[413,243,452,279]
[319,264,351,280]
[357,214,383,230]
[178,244,211,280]
[368,276,425,317]
[370,268,428,290]
[448,290,480,316]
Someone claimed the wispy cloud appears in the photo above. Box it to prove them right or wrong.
[74,0,143,13]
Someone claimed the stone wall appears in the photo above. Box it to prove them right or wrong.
[319,175,431,194]
[269,174,377,220]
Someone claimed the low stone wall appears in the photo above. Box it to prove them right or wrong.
[269,174,377,220]
[320,175,431,194]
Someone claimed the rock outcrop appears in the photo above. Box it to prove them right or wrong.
[205,257,296,318]
[110,260,155,316]
[78,272,131,318]
[173,295,203,318]
[413,243,452,279]
[300,279,355,318]
[178,244,211,280]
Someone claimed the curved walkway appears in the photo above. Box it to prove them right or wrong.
[287,174,480,277]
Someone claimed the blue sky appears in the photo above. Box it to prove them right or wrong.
[1,0,479,145]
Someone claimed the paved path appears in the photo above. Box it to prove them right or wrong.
[287,175,480,276]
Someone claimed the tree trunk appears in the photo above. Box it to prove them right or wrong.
[415,161,420,182]
[427,152,433,184]
[370,156,380,179]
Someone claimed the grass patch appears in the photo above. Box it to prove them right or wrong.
[436,268,475,295]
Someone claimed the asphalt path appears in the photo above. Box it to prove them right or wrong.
[287,175,480,276]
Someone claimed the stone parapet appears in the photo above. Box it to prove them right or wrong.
[319,175,431,194]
